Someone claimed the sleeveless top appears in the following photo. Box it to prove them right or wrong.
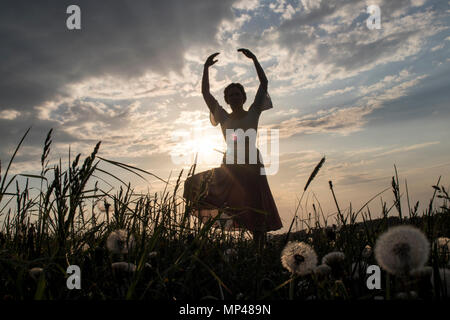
[209,85,273,166]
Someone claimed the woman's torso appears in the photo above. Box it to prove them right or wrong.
[220,109,264,166]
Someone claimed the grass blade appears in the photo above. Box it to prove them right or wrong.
[0,127,31,202]
[97,156,171,185]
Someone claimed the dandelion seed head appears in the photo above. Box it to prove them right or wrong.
[322,251,345,278]
[392,242,410,257]
[314,264,332,277]
[106,229,135,255]
[294,254,305,264]
[281,241,318,276]
[375,225,430,276]
[322,251,345,267]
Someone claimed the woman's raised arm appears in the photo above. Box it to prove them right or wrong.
[238,48,267,91]
[238,48,270,110]
[202,52,220,112]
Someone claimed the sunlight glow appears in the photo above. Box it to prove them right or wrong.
[170,128,225,168]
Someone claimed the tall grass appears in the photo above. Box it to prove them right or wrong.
[0,128,449,300]
[284,156,325,245]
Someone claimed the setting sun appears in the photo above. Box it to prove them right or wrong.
[171,128,225,168]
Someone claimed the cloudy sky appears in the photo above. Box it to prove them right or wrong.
[1,0,449,233]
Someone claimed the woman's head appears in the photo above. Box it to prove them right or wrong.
[224,83,246,108]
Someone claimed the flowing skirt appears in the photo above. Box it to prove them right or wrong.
[183,160,283,233]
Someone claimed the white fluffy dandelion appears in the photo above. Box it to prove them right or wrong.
[281,241,318,276]
[106,229,135,255]
[322,251,345,267]
[314,264,332,278]
[374,225,430,276]
[322,251,346,278]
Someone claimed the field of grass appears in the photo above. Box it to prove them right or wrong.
[0,128,449,300]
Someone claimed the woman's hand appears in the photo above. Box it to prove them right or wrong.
[204,52,220,68]
[239,48,268,90]
[238,48,256,60]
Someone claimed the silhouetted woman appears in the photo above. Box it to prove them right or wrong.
[183,48,282,250]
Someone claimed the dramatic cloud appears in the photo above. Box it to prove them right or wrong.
[269,105,374,138]
[324,86,355,97]
[256,0,448,92]
[0,0,236,111]
[376,141,440,157]
[0,0,241,162]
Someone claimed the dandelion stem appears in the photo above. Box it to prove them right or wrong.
[289,275,295,300]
